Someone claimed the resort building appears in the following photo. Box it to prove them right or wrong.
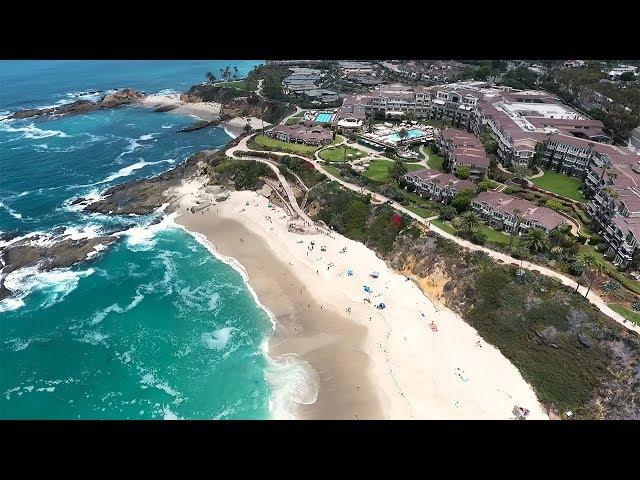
[628,126,640,154]
[585,161,640,266]
[267,123,333,146]
[436,128,490,178]
[470,88,640,176]
[471,190,570,234]
[403,168,476,203]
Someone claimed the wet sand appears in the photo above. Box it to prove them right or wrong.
[179,214,383,419]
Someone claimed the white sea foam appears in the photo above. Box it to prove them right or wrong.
[117,209,176,251]
[61,224,103,240]
[89,291,145,325]
[265,354,320,420]
[0,122,69,139]
[201,327,235,351]
[0,201,23,220]
[162,405,182,420]
[79,330,109,346]
[86,243,108,259]
[98,159,173,184]
[118,133,159,158]
[172,219,319,420]
[222,126,238,139]
[0,266,95,313]
[161,124,174,129]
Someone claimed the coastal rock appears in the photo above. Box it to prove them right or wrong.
[7,88,144,120]
[179,120,217,132]
[98,88,144,108]
[80,150,218,216]
[154,104,179,113]
[0,235,118,275]
[8,100,98,119]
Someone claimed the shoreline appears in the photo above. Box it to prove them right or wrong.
[139,93,268,138]
[174,187,549,420]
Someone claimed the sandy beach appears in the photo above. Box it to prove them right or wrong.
[140,94,270,138]
[141,93,221,122]
[174,187,549,420]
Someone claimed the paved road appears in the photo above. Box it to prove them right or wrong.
[226,135,640,335]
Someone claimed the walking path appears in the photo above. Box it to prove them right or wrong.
[280,106,304,125]
[226,134,640,335]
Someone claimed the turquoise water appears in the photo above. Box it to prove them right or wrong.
[386,129,426,142]
[314,112,334,123]
[0,60,290,420]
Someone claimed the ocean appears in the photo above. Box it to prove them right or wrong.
[0,60,295,419]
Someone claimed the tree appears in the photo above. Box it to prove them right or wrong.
[243,122,252,133]
[439,205,457,221]
[579,250,606,297]
[477,179,494,191]
[219,68,224,80]
[456,165,470,179]
[398,127,409,147]
[205,72,216,84]
[619,71,635,82]
[365,115,375,132]
[521,228,549,253]
[234,65,239,75]
[459,211,481,237]
[531,142,545,169]
[390,159,408,180]
[509,208,523,252]
[483,138,498,155]
[545,199,563,211]
[451,188,475,213]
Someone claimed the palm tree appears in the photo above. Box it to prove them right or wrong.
[225,66,231,81]
[234,65,239,76]
[219,68,224,81]
[459,211,481,237]
[521,228,549,253]
[509,208,523,251]
[205,72,216,84]
[397,127,409,152]
[390,159,408,180]
[365,115,374,132]
[579,250,605,298]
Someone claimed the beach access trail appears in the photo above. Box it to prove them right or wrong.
[226,133,640,336]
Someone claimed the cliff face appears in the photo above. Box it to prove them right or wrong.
[7,88,144,120]
[220,96,295,124]
[386,231,640,419]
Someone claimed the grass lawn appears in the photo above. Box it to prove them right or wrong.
[531,170,586,202]
[216,80,246,90]
[362,160,423,183]
[285,111,305,125]
[319,145,365,162]
[430,219,458,235]
[608,304,640,326]
[332,134,345,145]
[425,147,446,171]
[404,204,437,218]
[253,134,318,156]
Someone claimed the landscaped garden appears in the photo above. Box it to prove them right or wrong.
[319,145,366,162]
[531,170,586,202]
[425,146,446,171]
[252,134,318,156]
[363,160,423,183]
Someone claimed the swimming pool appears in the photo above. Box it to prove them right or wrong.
[386,129,426,143]
[315,112,334,123]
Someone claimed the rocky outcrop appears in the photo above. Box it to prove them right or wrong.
[220,95,295,124]
[179,84,242,104]
[0,234,118,300]
[79,150,219,216]
[154,104,179,113]
[7,88,144,120]
[179,120,218,132]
